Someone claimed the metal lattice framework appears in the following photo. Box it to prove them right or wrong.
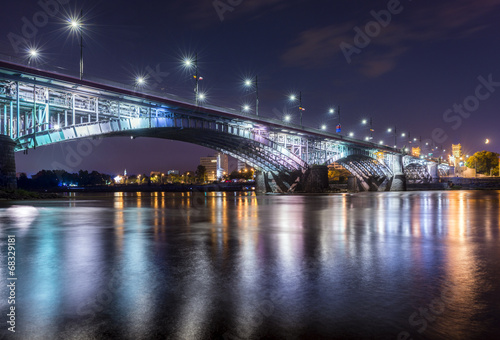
[0,60,407,174]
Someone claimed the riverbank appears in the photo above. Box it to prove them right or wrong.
[0,189,60,200]
[44,181,256,193]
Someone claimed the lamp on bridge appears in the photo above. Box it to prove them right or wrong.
[68,10,84,80]
[27,48,40,66]
[135,77,146,87]
[362,117,373,140]
[289,92,304,126]
[244,76,259,116]
[183,53,203,106]
[328,106,341,133]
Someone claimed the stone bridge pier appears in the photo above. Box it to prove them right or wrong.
[255,165,329,193]
[390,154,406,191]
[427,163,439,183]
[0,135,17,190]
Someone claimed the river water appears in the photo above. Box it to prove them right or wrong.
[1,190,500,340]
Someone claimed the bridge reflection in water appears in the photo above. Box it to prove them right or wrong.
[1,190,499,339]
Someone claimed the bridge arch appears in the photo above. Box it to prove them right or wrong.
[16,117,307,173]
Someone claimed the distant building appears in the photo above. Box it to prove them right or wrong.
[452,144,463,159]
[150,171,162,178]
[237,160,250,171]
[168,170,179,175]
[200,152,229,181]
[411,147,421,157]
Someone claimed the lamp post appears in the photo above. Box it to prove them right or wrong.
[69,11,84,80]
[387,126,398,148]
[184,53,201,105]
[362,117,373,140]
[244,76,259,116]
[329,106,341,133]
[28,49,39,66]
[289,91,303,126]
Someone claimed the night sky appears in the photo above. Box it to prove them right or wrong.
[1,0,499,176]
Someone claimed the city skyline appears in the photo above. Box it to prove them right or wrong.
[1,0,499,174]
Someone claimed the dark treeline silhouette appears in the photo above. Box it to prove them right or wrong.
[18,170,112,190]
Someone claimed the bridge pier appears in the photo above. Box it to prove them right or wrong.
[427,163,439,183]
[255,166,328,193]
[0,135,17,190]
[390,154,406,191]
[303,165,329,193]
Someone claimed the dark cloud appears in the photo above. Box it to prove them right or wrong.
[282,0,500,77]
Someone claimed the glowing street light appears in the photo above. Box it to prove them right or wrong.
[136,77,145,86]
[243,76,259,116]
[348,132,354,137]
[242,104,251,113]
[27,48,39,66]
[68,11,84,80]
[183,53,202,105]
[289,92,304,126]
[321,124,327,130]
[362,117,373,140]
[284,115,291,122]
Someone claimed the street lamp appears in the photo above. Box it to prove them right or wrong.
[289,92,304,126]
[27,48,39,66]
[68,11,84,80]
[242,104,251,113]
[362,117,373,140]
[284,114,291,122]
[321,124,327,130]
[183,53,202,105]
[135,76,146,87]
[328,106,341,133]
[244,76,259,116]
[387,126,398,148]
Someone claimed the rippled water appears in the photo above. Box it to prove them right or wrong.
[1,190,500,339]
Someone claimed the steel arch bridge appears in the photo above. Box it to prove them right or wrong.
[0,60,443,192]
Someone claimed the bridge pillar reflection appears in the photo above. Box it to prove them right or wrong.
[390,154,406,191]
[0,135,17,190]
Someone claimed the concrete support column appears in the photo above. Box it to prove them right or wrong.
[427,163,439,183]
[347,176,359,192]
[390,154,406,191]
[255,171,268,194]
[303,165,329,193]
[0,135,17,190]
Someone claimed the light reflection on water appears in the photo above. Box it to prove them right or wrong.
[1,190,500,339]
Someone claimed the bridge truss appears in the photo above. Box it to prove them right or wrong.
[0,60,412,189]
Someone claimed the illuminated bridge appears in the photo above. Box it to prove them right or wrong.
[0,60,448,192]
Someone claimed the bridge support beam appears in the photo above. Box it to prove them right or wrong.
[256,166,328,193]
[427,163,439,183]
[0,135,17,190]
[390,154,406,191]
[303,165,329,193]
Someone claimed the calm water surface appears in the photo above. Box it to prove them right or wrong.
[1,190,500,340]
